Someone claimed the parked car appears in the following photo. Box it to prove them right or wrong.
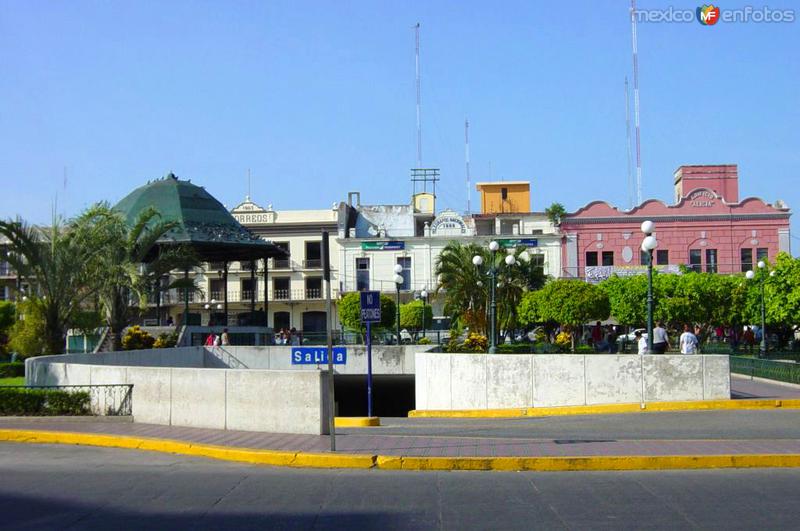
[617,328,647,350]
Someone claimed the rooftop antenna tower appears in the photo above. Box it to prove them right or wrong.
[625,77,634,210]
[414,22,422,170]
[630,0,643,205]
[246,168,251,201]
[465,119,471,215]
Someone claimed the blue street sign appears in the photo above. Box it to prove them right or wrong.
[291,347,347,365]
[360,290,381,323]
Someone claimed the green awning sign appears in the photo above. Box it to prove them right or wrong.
[498,238,538,248]
[361,241,405,251]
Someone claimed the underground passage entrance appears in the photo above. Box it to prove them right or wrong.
[333,375,415,417]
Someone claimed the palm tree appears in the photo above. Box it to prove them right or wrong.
[435,242,489,335]
[0,215,101,354]
[74,204,195,351]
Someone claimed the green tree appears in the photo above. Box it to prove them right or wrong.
[0,215,102,354]
[399,299,433,330]
[0,301,14,355]
[435,242,489,334]
[600,274,648,326]
[544,202,567,225]
[520,279,609,351]
[74,204,194,351]
[762,252,800,327]
[8,299,47,358]
[337,292,396,336]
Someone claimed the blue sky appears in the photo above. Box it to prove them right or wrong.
[1,0,798,250]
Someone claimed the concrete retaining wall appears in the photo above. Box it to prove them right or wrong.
[25,354,330,435]
[415,353,731,410]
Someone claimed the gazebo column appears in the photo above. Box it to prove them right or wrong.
[250,260,256,323]
[223,261,229,326]
[264,258,269,328]
[182,268,189,327]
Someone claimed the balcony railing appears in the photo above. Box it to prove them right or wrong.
[272,258,291,270]
[303,259,322,269]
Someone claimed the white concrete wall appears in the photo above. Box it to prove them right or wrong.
[25,354,330,435]
[415,353,731,410]
[203,345,427,374]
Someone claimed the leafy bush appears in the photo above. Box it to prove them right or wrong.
[575,345,594,354]
[153,331,178,348]
[496,343,533,354]
[417,337,431,345]
[0,388,90,416]
[554,331,572,352]
[337,292,397,332]
[400,300,433,331]
[462,333,488,353]
[0,362,25,378]
[8,299,47,358]
[121,326,155,350]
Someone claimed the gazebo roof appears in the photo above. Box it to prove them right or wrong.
[114,173,288,262]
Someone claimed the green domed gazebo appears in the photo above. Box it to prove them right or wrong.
[115,173,288,328]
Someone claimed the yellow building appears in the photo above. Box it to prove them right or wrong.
[475,181,530,214]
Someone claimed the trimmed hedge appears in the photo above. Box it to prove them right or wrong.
[0,388,90,416]
[0,362,24,378]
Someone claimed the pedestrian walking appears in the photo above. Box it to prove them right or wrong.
[636,330,648,355]
[652,321,670,353]
[221,328,230,346]
[679,324,699,355]
[204,333,217,347]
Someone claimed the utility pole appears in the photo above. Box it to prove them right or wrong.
[625,77,634,210]
[322,231,336,450]
[415,22,422,169]
[465,119,471,214]
[630,0,643,205]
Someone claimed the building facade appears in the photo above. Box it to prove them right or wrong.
[560,165,791,281]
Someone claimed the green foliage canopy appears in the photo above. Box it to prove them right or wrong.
[337,292,396,333]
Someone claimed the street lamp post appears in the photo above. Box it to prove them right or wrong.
[746,261,769,357]
[640,221,658,353]
[473,241,501,353]
[393,264,404,345]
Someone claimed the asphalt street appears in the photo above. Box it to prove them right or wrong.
[3,443,800,530]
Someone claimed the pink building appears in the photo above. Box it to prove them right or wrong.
[560,165,791,281]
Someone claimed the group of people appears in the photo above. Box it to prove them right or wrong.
[633,322,699,355]
[587,322,621,353]
[275,327,301,346]
[203,328,230,347]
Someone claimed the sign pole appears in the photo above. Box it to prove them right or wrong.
[366,320,373,418]
[321,231,336,451]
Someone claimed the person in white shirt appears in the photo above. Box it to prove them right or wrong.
[636,330,648,355]
[679,324,699,354]
[652,322,670,353]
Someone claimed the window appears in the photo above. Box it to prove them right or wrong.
[585,252,598,267]
[209,279,225,301]
[356,258,370,291]
[273,242,290,269]
[640,250,650,266]
[501,187,508,200]
[656,250,669,265]
[273,278,290,300]
[397,257,411,291]
[705,249,718,273]
[689,249,702,272]
[209,261,226,272]
[601,251,614,266]
[741,248,753,272]
[305,277,322,299]
[756,248,768,264]
[240,260,254,271]
[241,278,256,300]
[304,241,322,269]
[530,253,545,276]
[0,286,7,301]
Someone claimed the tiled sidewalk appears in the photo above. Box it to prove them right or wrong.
[2,417,800,458]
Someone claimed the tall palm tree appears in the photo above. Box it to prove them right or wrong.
[0,214,101,354]
[75,203,195,351]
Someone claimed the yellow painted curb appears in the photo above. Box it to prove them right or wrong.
[408,399,800,419]
[376,454,800,472]
[334,417,381,428]
[2,428,800,472]
[0,429,375,469]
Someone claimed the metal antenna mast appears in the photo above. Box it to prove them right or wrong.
[414,22,422,169]
[247,168,251,200]
[630,0,642,205]
[625,77,634,210]
[465,119,471,215]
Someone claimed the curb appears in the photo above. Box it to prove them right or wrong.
[408,399,800,419]
[2,428,800,472]
[334,417,381,428]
